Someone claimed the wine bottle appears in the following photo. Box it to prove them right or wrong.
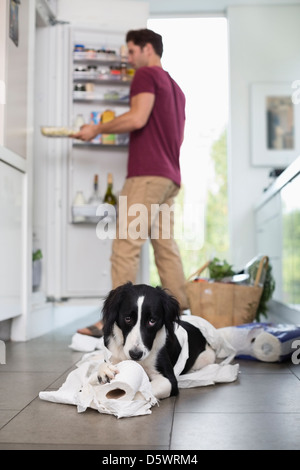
[103,173,117,206]
[88,174,102,205]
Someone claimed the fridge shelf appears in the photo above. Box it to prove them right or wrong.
[73,77,132,86]
[73,96,129,106]
[73,55,127,66]
[73,141,128,149]
[72,204,116,224]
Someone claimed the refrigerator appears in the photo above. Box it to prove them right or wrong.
[33,1,149,301]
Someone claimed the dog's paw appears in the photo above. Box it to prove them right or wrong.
[97,362,119,384]
[150,375,173,400]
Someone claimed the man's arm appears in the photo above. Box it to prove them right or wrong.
[73,92,155,141]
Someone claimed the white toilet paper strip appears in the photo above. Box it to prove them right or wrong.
[69,333,103,352]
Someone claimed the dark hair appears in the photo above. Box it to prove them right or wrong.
[126,29,163,58]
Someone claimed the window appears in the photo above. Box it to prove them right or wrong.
[147,17,229,283]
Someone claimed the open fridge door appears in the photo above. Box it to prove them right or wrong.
[33,1,149,300]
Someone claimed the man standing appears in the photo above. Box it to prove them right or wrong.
[75,29,188,337]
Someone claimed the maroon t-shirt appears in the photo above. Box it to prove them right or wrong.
[127,66,185,186]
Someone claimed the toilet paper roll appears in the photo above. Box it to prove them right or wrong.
[96,360,148,402]
[218,323,300,362]
[252,332,282,362]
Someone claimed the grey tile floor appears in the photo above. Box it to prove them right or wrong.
[0,310,300,450]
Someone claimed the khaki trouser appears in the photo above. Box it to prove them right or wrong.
[111,176,189,310]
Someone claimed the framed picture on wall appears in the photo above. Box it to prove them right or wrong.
[250,82,300,168]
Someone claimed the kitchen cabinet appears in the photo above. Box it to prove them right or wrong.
[0,161,23,321]
[255,156,300,311]
[281,174,300,306]
[255,193,282,301]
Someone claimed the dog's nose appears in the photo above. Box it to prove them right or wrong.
[129,349,143,361]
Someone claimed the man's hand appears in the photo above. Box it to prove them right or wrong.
[73,123,100,141]
[72,92,155,140]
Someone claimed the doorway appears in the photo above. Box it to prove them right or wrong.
[147,17,229,284]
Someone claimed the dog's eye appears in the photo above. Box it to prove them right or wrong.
[125,316,132,324]
[148,318,156,327]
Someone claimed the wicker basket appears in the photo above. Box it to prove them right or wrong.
[185,256,268,328]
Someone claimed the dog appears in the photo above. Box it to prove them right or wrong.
[98,282,216,399]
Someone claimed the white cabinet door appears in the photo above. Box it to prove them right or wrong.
[255,192,282,302]
[0,161,23,321]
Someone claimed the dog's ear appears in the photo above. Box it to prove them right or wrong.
[156,287,180,341]
[102,282,133,337]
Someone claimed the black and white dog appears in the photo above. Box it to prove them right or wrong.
[98,282,216,399]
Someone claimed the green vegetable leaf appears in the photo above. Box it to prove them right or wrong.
[33,249,43,261]
[208,257,235,280]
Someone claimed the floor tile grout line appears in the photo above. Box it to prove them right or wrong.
[287,366,300,381]
[168,395,179,450]
[0,397,39,433]
[46,363,79,389]
[0,363,79,433]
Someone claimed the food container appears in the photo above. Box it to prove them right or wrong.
[73,44,85,60]
[90,112,102,144]
[74,114,85,131]
[219,273,250,285]
[41,126,77,137]
[101,110,115,144]
[85,83,94,92]
[74,44,85,52]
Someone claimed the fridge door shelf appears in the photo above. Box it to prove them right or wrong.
[73,54,127,65]
[73,138,129,148]
[73,77,132,86]
[72,204,116,224]
[73,96,129,106]
[72,143,128,149]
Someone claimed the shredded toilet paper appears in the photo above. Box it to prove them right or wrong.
[40,317,240,418]
[69,333,103,353]
[44,320,300,419]
[40,350,158,419]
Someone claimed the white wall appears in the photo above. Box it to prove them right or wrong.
[142,0,300,17]
[228,5,300,268]
[0,0,36,341]
[0,0,8,146]
[0,161,23,322]
[57,0,149,29]
[3,0,31,159]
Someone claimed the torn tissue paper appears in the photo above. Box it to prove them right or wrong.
[40,352,157,419]
[40,316,240,418]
